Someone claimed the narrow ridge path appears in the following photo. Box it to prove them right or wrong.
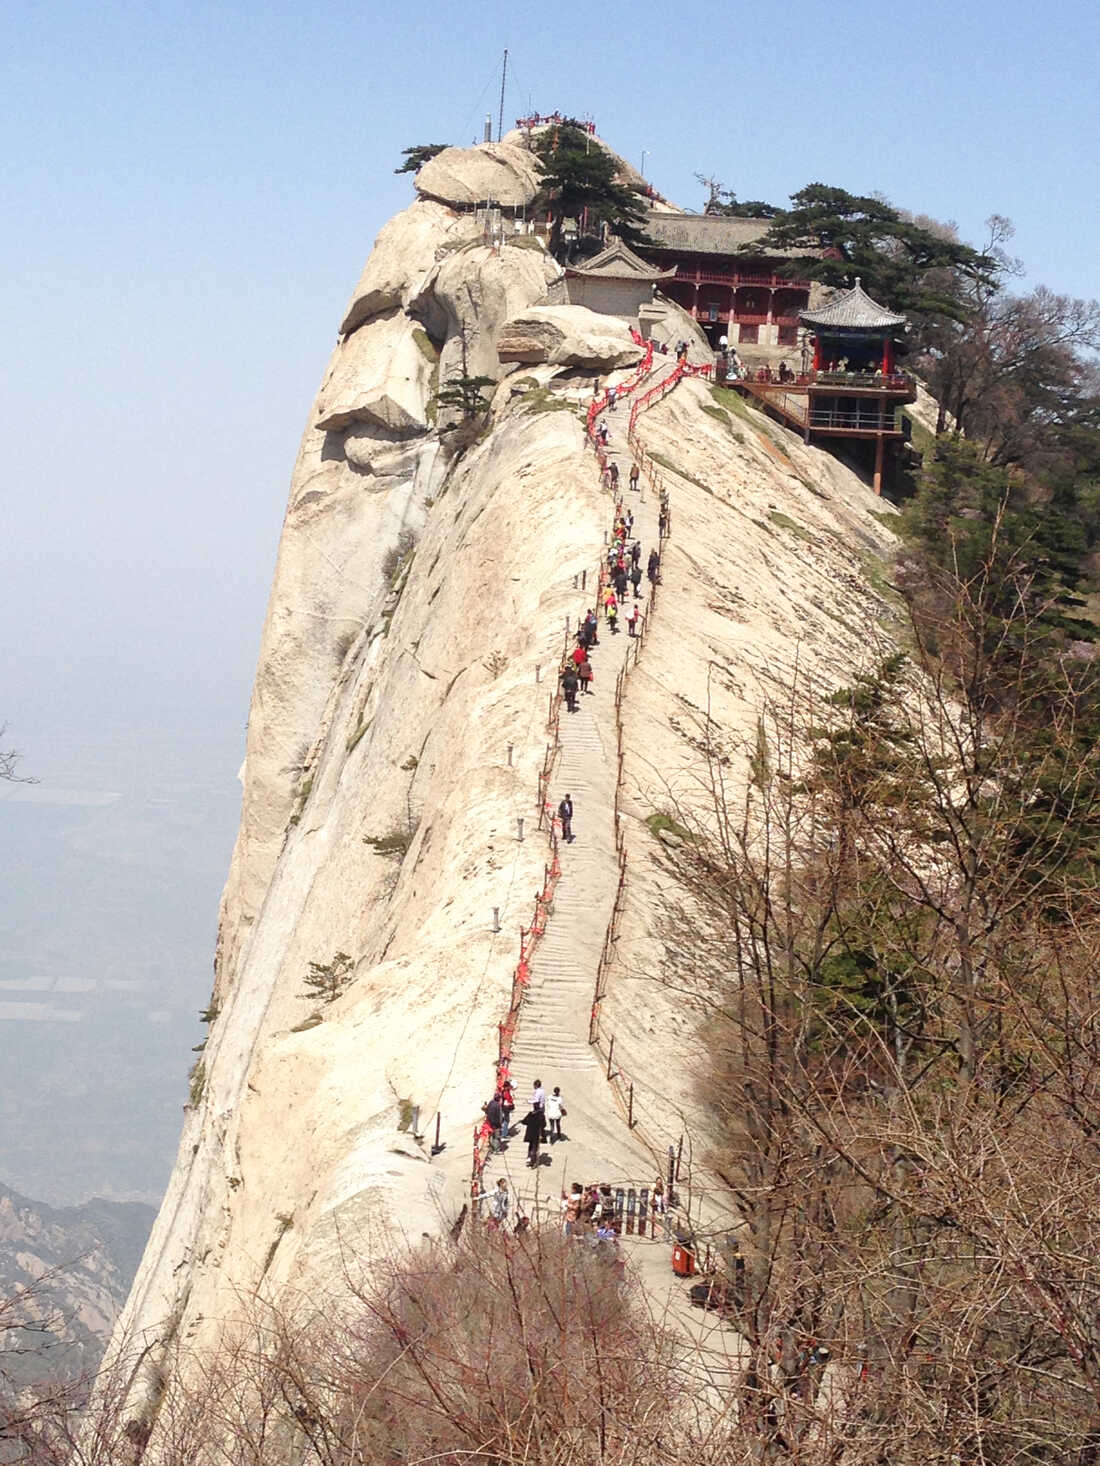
[501,384,660,1214]
[466,349,746,1403]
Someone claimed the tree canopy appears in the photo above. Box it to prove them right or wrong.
[533,126,650,260]
[394,143,448,175]
[755,184,999,322]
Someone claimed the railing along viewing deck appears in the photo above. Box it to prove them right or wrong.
[716,363,915,393]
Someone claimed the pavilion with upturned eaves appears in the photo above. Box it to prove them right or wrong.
[718,278,917,495]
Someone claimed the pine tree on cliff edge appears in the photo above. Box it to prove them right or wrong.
[533,125,650,262]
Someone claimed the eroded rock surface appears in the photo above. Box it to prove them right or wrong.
[498,304,644,369]
[339,199,479,335]
[415,140,541,208]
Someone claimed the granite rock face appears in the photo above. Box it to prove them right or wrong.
[339,199,479,336]
[415,140,541,208]
[498,304,645,369]
[106,133,904,1457]
[315,312,435,434]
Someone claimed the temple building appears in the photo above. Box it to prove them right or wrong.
[639,214,819,353]
[718,279,916,495]
[560,237,676,319]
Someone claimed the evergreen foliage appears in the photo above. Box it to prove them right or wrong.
[533,125,650,259]
[432,373,495,424]
[755,183,998,321]
[300,951,354,1005]
[394,143,448,175]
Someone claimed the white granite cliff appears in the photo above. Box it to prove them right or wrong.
[105,134,900,1444]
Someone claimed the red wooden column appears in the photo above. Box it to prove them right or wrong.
[812,334,822,372]
[883,335,895,374]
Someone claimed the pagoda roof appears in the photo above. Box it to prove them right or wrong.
[565,236,676,281]
[640,211,813,260]
[799,279,906,331]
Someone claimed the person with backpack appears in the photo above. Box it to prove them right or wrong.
[578,656,594,696]
[558,794,574,842]
[647,549,661,585]
[561,665,579,713]
[629,462,640,492]
[546,1086,566,1143]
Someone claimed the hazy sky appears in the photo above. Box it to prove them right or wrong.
[3,0,1098,1202]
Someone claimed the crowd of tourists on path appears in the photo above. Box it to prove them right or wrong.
[559,492,658,743]
[475,369,679,1254]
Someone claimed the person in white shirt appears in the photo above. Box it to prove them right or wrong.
[545,1086,566,1143]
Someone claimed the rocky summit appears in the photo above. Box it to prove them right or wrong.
[104,127,899,1445]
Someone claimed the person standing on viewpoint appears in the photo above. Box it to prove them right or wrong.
[478,1177,510,1228]
[559,794,574,842]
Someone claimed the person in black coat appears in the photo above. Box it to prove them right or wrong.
[521,1109,545,1168]
[485,1094,503,1152]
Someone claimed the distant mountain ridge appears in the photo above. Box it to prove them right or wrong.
[0,1182,153,1383]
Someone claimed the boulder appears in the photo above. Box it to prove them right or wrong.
[415,142,541,209]
[339,200,479,336]
[315,314,436,435]
[497,305,644,370]
[409,242,559,385]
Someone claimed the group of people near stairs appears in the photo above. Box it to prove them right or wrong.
[559,505,661,717]
[478,1171,673,1250]
[481,1076,567,1171]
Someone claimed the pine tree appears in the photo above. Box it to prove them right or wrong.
[394,143,448,175]
[300,952,354,1005]
[756,184,998,322]
[533,126,649,260]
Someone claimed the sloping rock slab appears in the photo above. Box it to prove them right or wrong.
[498,305,644,370]
[416,142,541,208]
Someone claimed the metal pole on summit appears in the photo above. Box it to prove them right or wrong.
[498,50,508,142]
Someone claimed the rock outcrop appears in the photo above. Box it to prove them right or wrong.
[414,140,541,208]
[410,241,560,384]
[107,130,904,1453]
[316,312,436,434]
[339,199,479,336]
[498,304,645,369]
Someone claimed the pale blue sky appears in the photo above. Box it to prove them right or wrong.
[2,0,1097,1201]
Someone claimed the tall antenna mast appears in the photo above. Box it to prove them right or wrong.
[497,49,508,142]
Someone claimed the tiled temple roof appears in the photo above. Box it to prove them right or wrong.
[565,237,676,281]
[640,212,811,260]
[799,279,906,330]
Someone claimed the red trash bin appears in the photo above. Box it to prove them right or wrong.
[672,1242,696,1277]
